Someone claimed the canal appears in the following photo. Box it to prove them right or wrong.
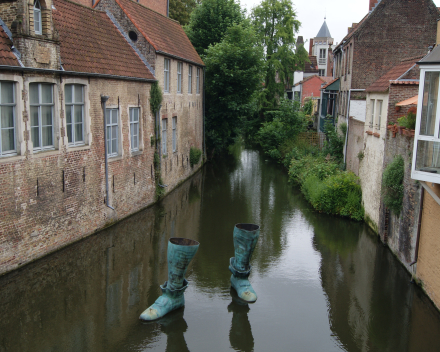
[1,147,440,352]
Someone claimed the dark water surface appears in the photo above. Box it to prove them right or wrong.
[1,147,440,352]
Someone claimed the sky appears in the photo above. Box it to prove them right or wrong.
[240,0,440,48]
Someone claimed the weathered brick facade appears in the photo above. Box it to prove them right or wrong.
[345,117,364,176]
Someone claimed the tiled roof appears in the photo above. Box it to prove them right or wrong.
[321,77,339,89]
[365,60,418,92]
[114,0,204,66]
[294,74,329,87]
[0,26,19,66]
[305,56,318,73]
[53,0,154,80]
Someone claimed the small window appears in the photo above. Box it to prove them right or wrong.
[30,83,54,151]
[65,84,84,146]
[128,31,138,42]
[164,58,170,93]
[177,62,182,94]
[188,65,192,94]
[0,82,16,156]
[376,100,383,129]
[196,67,200,94]
[34,0,42,35]
[105,109,119,157]
[172,116,177,152]
[130,107,140,152]
[318,69,325,76]
[162,119,167,155]
[370,99,375,127]
[319,49,326,59]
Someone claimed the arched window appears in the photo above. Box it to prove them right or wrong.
[34,0,42,35]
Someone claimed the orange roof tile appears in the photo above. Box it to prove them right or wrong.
[53,0,154,80]
[321,77,339,89]
[365,60,417,92]
[0,26,19,66]
[115,0,204,66]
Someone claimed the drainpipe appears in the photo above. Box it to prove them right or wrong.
[343,88,365,165]
[101,95,114,210]
[156,105,167,189]
[410,188,424,267]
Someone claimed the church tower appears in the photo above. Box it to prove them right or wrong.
[311,19,334,77]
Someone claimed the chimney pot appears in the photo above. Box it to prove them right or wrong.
[369,0,376,11]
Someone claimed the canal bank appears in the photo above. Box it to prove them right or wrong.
[1,147,440,351]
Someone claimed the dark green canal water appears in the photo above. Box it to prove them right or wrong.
[1,147,440,352]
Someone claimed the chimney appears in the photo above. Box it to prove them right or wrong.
[297,36,304,46]
[369,0,377,12]
[309,38,314,56]
[437,19,440,46]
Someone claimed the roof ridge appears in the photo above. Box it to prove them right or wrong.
[400,55,424,63]
[118,0,180,24]
[61,0,106,12]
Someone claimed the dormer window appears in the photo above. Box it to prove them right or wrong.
[34,0,42,35]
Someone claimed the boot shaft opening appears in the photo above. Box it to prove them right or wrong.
[235,224,259,232]
[170,238,199,246]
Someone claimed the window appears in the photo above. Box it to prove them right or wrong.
[376,100,383,129]
[348,44,352,74]
[0,82,16,156]
[105,109,118,157]
[318,69,325,77]
[162,119,167,155]
[188,65,192,94]
[369,99,375,127]
[65,84,84,146]
[164,58,170,93]
[319,49,326,59]
[172,116,177,152]
[196,67,200,94]
[130,107,140,152]
[30,83,54,151]
[177,62,182,94]
[34,0,42,35]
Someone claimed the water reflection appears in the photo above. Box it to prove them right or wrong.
[228,289,254,352]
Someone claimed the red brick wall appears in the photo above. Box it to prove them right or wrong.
[301,76,324,104]
[387,83,419,125]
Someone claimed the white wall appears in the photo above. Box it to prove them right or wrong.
[350,100,366,122]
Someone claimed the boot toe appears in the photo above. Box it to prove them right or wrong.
[139,307,160,321]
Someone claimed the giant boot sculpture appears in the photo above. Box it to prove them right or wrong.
[140,238,199,321]
[229,224,260,303]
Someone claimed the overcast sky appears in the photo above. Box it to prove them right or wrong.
[240,0,440,48]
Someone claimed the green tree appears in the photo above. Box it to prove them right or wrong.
[204,22,264,153]
[185,0,244,56]
[251,0,301,111]
[169,0,199,26]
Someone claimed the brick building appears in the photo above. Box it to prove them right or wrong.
[332,0,438,169]
[0,0,204,275]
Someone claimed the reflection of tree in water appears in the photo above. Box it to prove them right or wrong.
[228,289,254,352]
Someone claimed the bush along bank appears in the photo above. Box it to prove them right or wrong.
[256,100,364,221]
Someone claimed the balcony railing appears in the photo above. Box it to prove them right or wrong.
[318,58,326,65]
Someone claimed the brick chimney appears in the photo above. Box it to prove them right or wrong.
[309,38,314,56]
[369,0,377,11]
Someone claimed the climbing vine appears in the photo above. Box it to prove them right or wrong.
[382,155,404,215]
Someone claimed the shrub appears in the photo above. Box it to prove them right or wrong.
[190,147,202,167]
[323,122,344,162]
[397,111,416,130]
[382,155,404,215]
[288,154,339,184]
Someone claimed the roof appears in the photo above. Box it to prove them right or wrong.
[396,95,418,106]
[113,0,204,66]
[365,59,418,92]
[305,56,318,73]
[316,20,331,38]
[0,26,19,66]
[334,14,369,51]
[418,44,440,65]
[53,0,154,80]
[322,77,339,90]
[293,75,331,87]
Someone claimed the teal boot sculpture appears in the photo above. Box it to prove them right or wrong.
[140,238,199,321]
[229,224,260,303]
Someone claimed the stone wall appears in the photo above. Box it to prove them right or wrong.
[416,183,440,309]
[346,117,364,176]
[379,131,422,271]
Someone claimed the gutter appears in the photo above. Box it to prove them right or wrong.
[343,89,365,165]
[101,95,115,211]
[0,65,156,82]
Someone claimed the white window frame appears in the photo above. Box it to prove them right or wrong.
[376,100,383,129]
[172,116,177,152]
[319,48,326,59]
[196,67,200,94]
[0,81,16,157]
[129,107,140,152]
[412,66,440,183]
[177,62,182,94]
[318,69,325,77]
[106,108,119,157]
[65,84,85,146]
[188,65,192,94]
[370,99,375,128]
[164,58,170,93]
[162,118,167,155]
[30,83,54,152]
[34,0,42,35]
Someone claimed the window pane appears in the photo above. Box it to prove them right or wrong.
[105,109,111,125]
[30,106,39,127]
[1,128,14,152]
[74,105,82,123]
[112,125,117,139]
[74,85,83,103]
[41,84,52,104]
[32,126,40,148]
[112,110,118,124]
[67,124,72,143]
[133,135,138,150]
[112,137,117,155]
[42,126,53,147]
[30,84,39,104]
[416,140,440,172]
[42,106,52,126]
[134,108,139,121]
[75,122,83,142]
[66,106,72,124]
[420,71,439,136]
[1,106,14,128]
[1,82,14,104]
[65,85,72,104]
